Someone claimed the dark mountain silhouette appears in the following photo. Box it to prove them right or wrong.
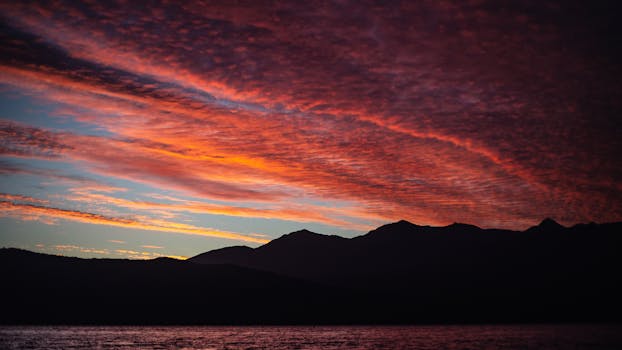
[0,247,360,325]
[191,219,622,288]
[190,219,622,322]
[2,219,622,324]
[526,217,566,232]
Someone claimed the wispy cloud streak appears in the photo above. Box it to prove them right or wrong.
[0,0,620,233]
[0,200,268,244]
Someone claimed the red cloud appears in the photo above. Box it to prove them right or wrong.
[0,0,620,230]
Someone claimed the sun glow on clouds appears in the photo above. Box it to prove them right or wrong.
[36,244,187,260]
[0,199,267,244]
[1,1,621,258]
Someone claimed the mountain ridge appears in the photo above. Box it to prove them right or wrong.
[190,218,621,272]
[189,218,622,295]
[2,219,621,324]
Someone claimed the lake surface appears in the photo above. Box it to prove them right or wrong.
[1,324,621,349]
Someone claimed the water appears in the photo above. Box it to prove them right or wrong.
[1,325,621,349]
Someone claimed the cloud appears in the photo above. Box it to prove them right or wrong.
[1,120,290,202]
[53,244,110,255]
[0,193,48,204]
[0,159,127,194]
[37,244,186,260]
[64,187,378,229]
[140,245,163,249]
[113,249,186,260]
[0,0,620,230]
[0,119,72,159]
[0,200,268,244]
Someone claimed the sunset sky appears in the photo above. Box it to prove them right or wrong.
[1,1,620,259]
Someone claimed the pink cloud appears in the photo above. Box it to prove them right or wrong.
[0,0,620,230]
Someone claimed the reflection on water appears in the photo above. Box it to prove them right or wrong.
[1,324,621,349]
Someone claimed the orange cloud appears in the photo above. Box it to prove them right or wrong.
[39,244,185,260]
[64,187,380,230]
[1,0,620,231]
[0,200,268,244]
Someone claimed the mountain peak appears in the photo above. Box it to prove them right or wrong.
[362,219,426,239]
[526,217,565,233]
[538,217,564,229]
[290,229,316,235]
[380,219,419,230]
[258,228,346,252]
[268,229,329,244]
[281,229,323,240]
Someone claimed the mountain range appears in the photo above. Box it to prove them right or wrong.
[2,219,621,324]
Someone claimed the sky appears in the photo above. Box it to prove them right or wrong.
[1,1,621,259]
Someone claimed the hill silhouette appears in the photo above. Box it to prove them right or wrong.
[0,248,341,324]
[191,219,622,322]
[191,219,622,289]
[2,219,622,324]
